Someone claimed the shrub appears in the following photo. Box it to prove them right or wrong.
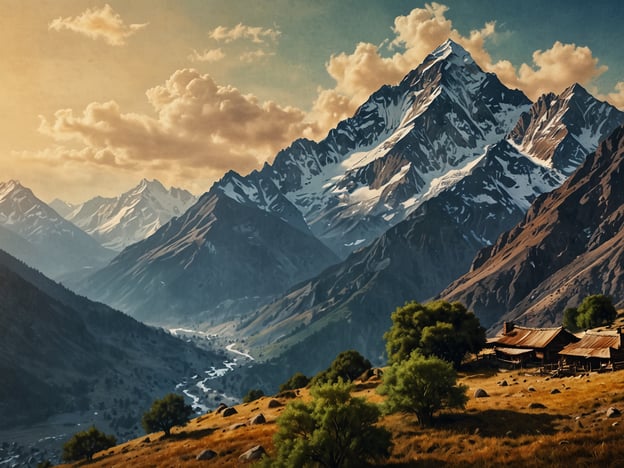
[279,372,310,392]
[242,388,265,403]
[379,351,468,426]
[311,350,372,385]
[62,426,116,462]
[262,379,392,467]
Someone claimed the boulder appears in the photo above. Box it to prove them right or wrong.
[229,423,246,431]
[196,449,217,460]
[474,388,489,398]
[550,388,561,394]
[607,407,621,418]
[222,407,238,417]
[267,399,282,408]
[250,413,266,425]
[528,402,546,409]
[239,445,266,462]
[216,403,228,414]
[528,386,537,392]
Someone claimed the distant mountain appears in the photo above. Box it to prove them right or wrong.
[49,198,75,217]
[441,124,624,331]
[0,248,222,431]
[79,191,339,325]
[0,180,115,278]
[61,179,196,251]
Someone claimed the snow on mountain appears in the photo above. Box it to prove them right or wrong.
[0,180,115,278]
[49,198,75,217]
[212,39,531,256]
[64,179,197,251]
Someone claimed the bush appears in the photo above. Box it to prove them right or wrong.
[384,300,485,368]
[279,372,310,392]
[379,351,468,426]
[311,350,372,385]
[242,388,265,403]
[141,393,193,436]
[261,379,392,467]
[62,426,116,462]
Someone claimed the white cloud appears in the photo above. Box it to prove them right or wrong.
[48,4,147,46]
[188,48,226,63]
[36,69,320,182]
[240,49,276,63]
[209,23,280,44]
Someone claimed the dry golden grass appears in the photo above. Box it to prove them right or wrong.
[57,366,624,467]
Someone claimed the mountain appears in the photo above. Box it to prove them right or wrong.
[49,198,75,217]
[441,124,624,331]
[61,179,196,251]
[235,77,624,376]
[0,248,223,433]
[0,180,115,278]
[213,39,531,257]
[79,191,339,325]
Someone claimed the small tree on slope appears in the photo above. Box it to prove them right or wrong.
[141,393,193,437]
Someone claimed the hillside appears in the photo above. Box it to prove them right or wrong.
[441,124,624,330]
[57,366,624,467]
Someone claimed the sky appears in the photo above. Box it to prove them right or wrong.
[2,0,624,203]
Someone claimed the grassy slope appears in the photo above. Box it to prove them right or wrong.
[57,364,624,467]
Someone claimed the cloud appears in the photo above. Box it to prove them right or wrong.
[209,23,281,44]
[597,82,624,110]
[48,4,147,46]
[309,2,610,131]
[240,49,276,63]
[36,69,320,182]
[188,48,226,63]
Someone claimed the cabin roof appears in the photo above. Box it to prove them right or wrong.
[559,331,622,358]
[489,326,570,349]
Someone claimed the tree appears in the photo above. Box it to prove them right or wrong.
[384,300,486,368]
[379,351,468,426]
[311,350,372,385]
[242,388,265,403]
[62,426,116,462]
[576,294,617,330]
[263,380,392,467]
[563,307,580,332]
[279,372,310,392]
[141,393,193,437]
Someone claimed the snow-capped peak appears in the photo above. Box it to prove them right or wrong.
[429,39,473,65]
[64,179,197,251]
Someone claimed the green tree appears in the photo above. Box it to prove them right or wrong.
[576,294,617,330]
[311,350,372,385]
[379,351,468,427]
[141,393,193,437]
[62,426,116,462]
[279,372,310,392]
[242,388,265,403]
[263,380,392,467]
[384,300,486,368]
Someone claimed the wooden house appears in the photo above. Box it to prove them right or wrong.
[488,321,579,367]
[559,329,624,371]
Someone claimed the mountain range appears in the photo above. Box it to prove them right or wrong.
[70,40,624,377]
[52,178,196,251]
[0,180,115,279]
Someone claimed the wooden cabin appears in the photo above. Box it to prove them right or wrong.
[559,329,624,371]
[488,321,579,367]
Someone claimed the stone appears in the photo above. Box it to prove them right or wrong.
[216,403,228,414]
[474,388,489,398]
[528,386,537,392]
[267,399,282,408]
[239,445,266,462]
[498,380,509,387]
[229,423,246,431]
[607,407,621,418]
[550,388,561,394]
[528,402,547,409]
[222,407,238,417]
[250,413,266,425]
[196,449,217,460]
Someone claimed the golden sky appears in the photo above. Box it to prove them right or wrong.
[2,1,624,203]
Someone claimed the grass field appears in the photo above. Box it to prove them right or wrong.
[56,359,624,467]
